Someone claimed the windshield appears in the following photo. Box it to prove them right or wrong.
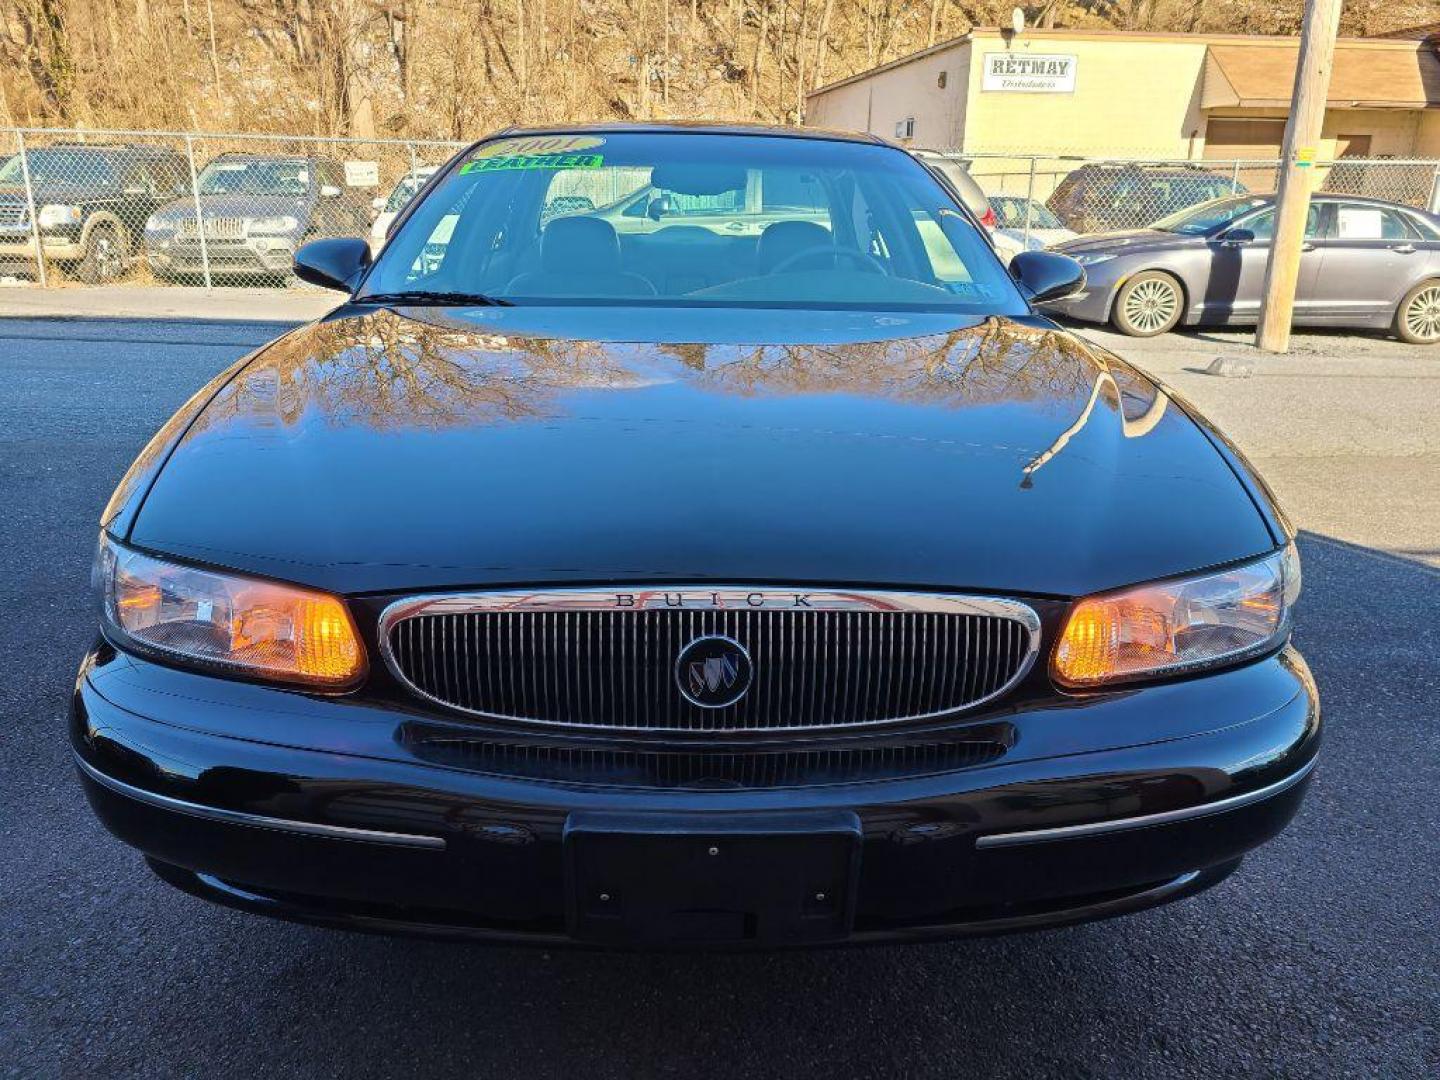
[360,132,1026,314]
[1151,195,1269,235]
[385,173,432,212]
[990,196,1063,230]
[0,149,116,187]
[197,159,310,196]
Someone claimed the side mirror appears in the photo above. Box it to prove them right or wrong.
[320,184,343,198]
[1219,228,1255,245]
[371,196,386,211]
[293,237,371,292]
[647,195,672,222]
[1010,250,1086,304]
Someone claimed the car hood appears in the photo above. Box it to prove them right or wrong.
[124,307,1275,597]
[0,181,111,203]
[1051,229,1188,256]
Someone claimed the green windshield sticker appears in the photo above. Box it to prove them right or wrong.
[460,152,604,175]
[470,135,605,160]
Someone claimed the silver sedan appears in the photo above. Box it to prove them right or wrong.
[1047,194,1440,344]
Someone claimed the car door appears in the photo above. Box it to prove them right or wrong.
[1308,201,1439,323]
[1202,202,1326,323]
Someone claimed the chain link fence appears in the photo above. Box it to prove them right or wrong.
[2,127,1440,286]
[0,128,466,288]
[949,151,1440,248]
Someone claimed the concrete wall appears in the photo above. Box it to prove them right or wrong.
[1319,109,1423,157]
[806,29,1440,201]
[960,34,1210,156]
[1199,107,1425,157]
[806,44,969,149]
[1418,112,1440,157]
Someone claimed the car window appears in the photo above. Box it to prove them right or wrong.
[1236,205,1324,241]
[1406,213,1440,241]
[920,158,989,218]
[1152,196,1269,235]
[198,159,310,196]
[151,159,189,197]
[989,197,1062,230]
[0,149,117,187]
[363,132,1023,313]
[762,168,828,215]
[1333,204,1416,241]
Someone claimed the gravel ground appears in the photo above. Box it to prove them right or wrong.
[1,316,1437,1078]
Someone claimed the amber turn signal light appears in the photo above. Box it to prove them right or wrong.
[1053,546,1299,688]
[98,536,365,688]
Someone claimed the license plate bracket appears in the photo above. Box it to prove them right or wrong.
[564,810,862,946]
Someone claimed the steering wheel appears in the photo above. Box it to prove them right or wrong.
[768,244,888,276]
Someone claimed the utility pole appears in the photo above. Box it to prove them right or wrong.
[1255,0,1342,353]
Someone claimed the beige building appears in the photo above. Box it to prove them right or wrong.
[804,27,1440,162]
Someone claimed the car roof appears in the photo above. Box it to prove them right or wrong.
[212,151,323,162]
[46,143,177,158]
[1081,164,1229,177]
[484,120,890,147]
[1241,192,1431,212]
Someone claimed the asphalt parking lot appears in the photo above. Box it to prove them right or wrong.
[1,308,1437,1078]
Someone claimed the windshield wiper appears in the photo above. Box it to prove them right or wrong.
[356,290,513,307]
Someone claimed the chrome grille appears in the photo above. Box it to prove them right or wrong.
[178,216,246,239]
[381,589,1039,733]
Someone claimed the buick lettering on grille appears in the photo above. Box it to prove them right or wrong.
[380,588,1041,733]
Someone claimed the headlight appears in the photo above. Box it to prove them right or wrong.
[1053,545,1300,687]
[37,204,82,229]
[1073,252,1115,266]
[96,536,365,688]
[144,216,177,235]
[247,216,300,235]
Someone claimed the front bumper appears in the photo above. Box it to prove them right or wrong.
[0,231,83,262]
[1045,277,1118,324]
[72,644,1320,948]
[147,236,296,276]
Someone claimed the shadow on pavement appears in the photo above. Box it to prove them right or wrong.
[10,532,1429,1078]
[2,315,1433,1080]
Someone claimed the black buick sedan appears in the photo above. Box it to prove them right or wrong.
[74,124,1319,948]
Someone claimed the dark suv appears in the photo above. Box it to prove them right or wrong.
[0,144,190,282]
[143,153,370,281]
[1046,163,1245,235]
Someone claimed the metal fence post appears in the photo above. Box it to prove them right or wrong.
[184,135,213,292]
[15,131,48,288]
[1023,155,1038,247]
[1230,160,1241,195]
[406,141,419,183]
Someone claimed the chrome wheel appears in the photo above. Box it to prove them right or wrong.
[1121,277,1179,335]
[95,234,121,277]
[76,224,125,283]
[1403,285,1440,342]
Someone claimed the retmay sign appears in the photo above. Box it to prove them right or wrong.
[981,53,1077,93]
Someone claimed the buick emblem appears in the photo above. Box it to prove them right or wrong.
[674,635,753,709]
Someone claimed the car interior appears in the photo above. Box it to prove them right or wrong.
[366,144,1017,309]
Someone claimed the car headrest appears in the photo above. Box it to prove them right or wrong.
[541,216,621,274]
[757,220,832,273]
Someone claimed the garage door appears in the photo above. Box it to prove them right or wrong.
[1204,119,1286,191]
